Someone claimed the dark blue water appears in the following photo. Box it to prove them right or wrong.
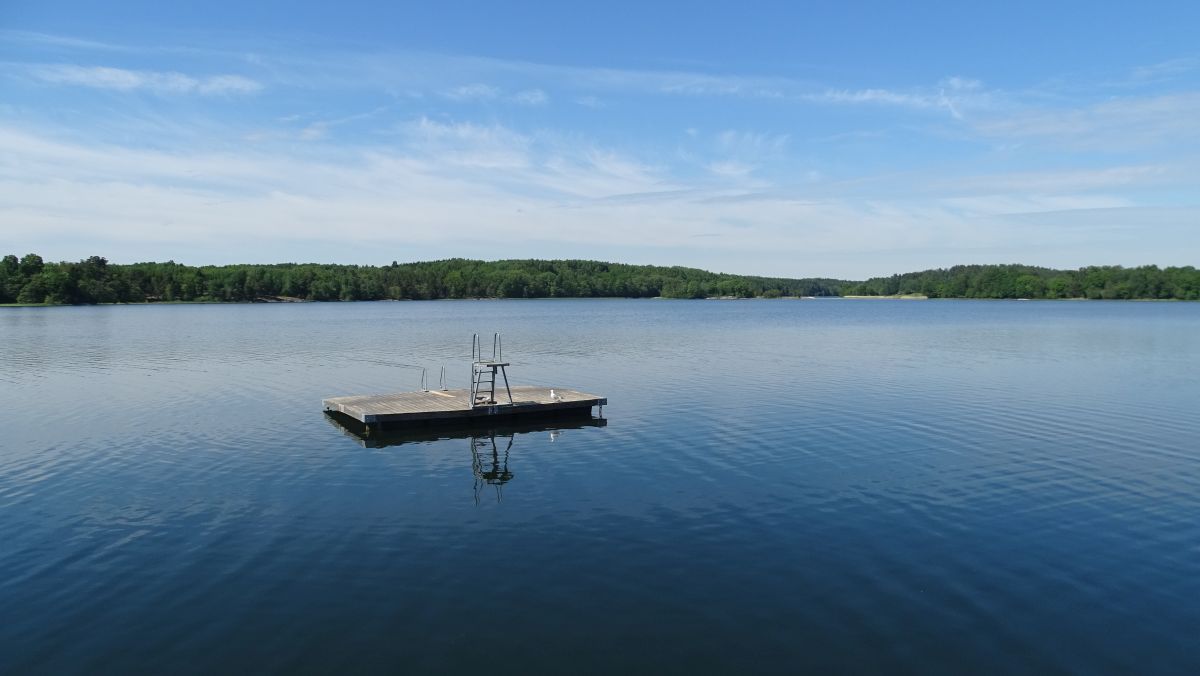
[2,299,1198,674]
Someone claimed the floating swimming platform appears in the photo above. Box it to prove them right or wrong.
[322,333,606,428]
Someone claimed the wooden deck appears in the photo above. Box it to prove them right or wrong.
[323,386,607,425]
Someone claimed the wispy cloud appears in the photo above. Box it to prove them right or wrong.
[0,30,125,52]
[935,165,1171,195]
[291,106,389,141]
[298,124,327,140]
[28,64,261,95]
[803,78,991,119]
[939,194,1134,218]
[808,88,936,107]
[438,83,549,105]
[237,48,802,102]
[940,76,982,90]
[716,130,789,155]
[706,160,755,177]
[700,130,791,182]
[1126,58,1200,84]
[973,92,1200,149]
[439,83,500,101]
[511,88,548,105]
[402,117,532,169]
[657,75,786,98]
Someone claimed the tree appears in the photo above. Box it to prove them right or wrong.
[1013,274,1046,298]
[0,254,18,302]
[19,253,44,278]
[16,274,46,304]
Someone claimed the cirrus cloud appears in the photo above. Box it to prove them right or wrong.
[28,63,262,95]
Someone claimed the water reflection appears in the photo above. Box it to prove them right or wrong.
[324,412,607,502]
[470,434,513,503]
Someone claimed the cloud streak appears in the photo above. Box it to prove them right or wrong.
[439,83,500,101]
[972,92,1200,149]
[804,77,993,118]
[511,88,548,105]
[27,64,261,95]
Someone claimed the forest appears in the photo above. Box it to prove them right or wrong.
[840,264,1200,300]
[0,254,841,304]
[1,255,1197,305]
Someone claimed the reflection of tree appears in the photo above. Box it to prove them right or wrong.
[471,434,514,504]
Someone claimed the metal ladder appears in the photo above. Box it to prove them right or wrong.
[470,333,513,408]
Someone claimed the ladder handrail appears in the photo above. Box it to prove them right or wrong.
[472,332,504,364]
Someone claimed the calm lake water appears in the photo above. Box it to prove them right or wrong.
[2,299,1198,674]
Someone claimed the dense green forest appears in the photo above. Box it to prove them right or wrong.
[841,264,1200,300]
[0,254,841,304]
[1,255,1196,305]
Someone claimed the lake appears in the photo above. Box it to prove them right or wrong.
[2,299,1198,674]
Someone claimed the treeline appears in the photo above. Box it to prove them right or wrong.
[4,255,1197,305]
[0,254,842,305]
[842,264,1200,300]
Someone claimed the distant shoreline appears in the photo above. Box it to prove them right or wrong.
[4,296,1196,309]
[2,255,1197,305]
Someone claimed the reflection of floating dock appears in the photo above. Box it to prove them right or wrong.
[323,386,607,426]
[324,410,607,447]
[324,412,608,503]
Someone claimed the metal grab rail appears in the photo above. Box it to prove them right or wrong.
[358,358,432,392]
[471,332,503,363]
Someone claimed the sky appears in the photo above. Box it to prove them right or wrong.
[1,0,1198,278]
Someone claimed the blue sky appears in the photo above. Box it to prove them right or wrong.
[1,1,1198,278]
